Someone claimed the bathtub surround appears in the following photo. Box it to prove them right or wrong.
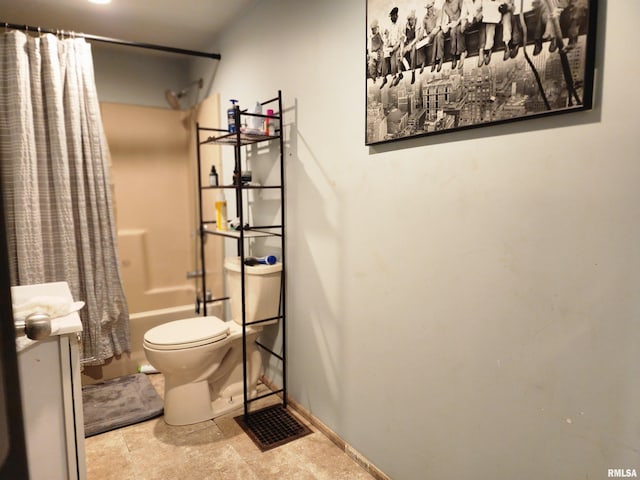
[101,97,224,314]
[101,103,206,314]
[0,30,129,365]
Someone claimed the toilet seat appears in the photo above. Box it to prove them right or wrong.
[143,316,230,351]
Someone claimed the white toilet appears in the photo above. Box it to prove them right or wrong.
[143,257,282,425]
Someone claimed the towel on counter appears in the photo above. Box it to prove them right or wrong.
[13,296,85,320]
[13,296,85,352]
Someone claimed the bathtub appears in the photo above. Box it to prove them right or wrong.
[81,302,223,385]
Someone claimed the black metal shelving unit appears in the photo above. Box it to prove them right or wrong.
[195,91,286,420]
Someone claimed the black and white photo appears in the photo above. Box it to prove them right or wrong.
[366,0,597,145]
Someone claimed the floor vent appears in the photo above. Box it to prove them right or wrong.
[235,404,312,451]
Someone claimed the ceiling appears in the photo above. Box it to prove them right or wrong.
[1,0,256,54]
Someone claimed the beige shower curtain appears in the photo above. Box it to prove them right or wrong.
[0,30,129,365]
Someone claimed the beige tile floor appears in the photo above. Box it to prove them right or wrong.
[85,374,374,480]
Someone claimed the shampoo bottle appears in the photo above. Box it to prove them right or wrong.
[227,99,238,133]
[215,190,228,231]
[265,109,273,135]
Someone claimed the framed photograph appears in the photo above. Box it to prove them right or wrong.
[365,0,598,145]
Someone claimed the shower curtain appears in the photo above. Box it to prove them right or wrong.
[0,30,129,365]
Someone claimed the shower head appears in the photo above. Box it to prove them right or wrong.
[165,89,182,109]
[164,78,203,110]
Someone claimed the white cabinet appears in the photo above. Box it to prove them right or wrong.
[13,283,86,480]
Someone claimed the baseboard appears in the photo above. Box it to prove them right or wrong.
[259,376,391,480]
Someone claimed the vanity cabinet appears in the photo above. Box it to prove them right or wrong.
[13,282,86,480]
[18,332,86,480]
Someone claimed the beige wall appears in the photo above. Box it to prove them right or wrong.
[101,100,224,313]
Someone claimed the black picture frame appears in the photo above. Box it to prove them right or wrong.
[365,0,597,145]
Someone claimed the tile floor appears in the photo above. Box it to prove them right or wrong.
[84,374,375,480]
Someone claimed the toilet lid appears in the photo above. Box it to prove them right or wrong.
[143,316,229,350]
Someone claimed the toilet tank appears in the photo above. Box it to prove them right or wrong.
[224,257,282,326]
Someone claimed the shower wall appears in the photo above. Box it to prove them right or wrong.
[104,103,200,312]
[83,98,224,383]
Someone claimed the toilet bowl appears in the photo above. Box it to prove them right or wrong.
[143,317,263,425]
[143,257,282,425]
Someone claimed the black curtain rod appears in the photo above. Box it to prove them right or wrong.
[2,21,221,60]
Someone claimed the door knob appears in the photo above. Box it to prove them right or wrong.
[15,313,52,341]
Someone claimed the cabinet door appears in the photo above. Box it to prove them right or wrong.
[18,335,84,479]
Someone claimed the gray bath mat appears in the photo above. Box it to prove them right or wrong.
[82,373,164,437]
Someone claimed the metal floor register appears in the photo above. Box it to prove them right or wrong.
[235,404,312,451]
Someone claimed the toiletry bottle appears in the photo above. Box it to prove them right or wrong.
[209,165,218,187]
[251,101,262,130]
[215,190,228,231]
[227,99,238,133]
[268,109,280,136]
[265,109,273,135]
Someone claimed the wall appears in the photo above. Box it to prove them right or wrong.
[103,103,196,313]
[101,99,224,314]
[201,1,640,479]
[92,43,193,108]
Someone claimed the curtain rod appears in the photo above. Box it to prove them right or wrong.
[2,21,221,60]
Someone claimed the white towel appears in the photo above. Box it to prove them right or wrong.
[13,296,85,320]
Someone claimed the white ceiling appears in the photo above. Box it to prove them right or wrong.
[1,0,256,54]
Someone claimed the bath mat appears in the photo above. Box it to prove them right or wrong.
[235,404,312,451]
[82,373,164,437]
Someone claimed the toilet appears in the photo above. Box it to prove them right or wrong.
[143,257,282,425]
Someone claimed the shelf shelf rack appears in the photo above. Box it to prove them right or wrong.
[195,91,286,420]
